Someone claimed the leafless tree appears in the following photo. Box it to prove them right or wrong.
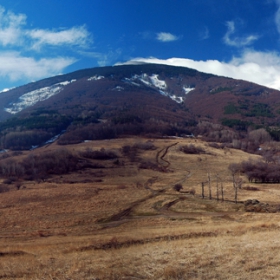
[216,174,220,201]
[220,181,224,202]
[228,163,243,203]
[207,172,212,200]
[201,182,205,199]
[248,128,271,145]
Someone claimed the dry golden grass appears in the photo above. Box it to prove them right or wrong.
[0,137,280,279]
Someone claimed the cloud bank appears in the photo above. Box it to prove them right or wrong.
[121,50,280,90]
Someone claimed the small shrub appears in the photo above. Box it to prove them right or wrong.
[79,179,94,183]
[188,188,196,195]
[107,237,119,249]
[180,144,205,154]
[3,178,15,184]
[79,162,105,169]
[94,179,103,182]
[243,185,260,191]
[133,141,156,150]
[208,142,222,149]
[117,185,126,189]
[122,145,138,162]
[79,148,118,160]
[174,183,183,192]
[138,161,165,172]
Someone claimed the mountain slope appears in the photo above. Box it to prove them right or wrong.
[0,63,280,149]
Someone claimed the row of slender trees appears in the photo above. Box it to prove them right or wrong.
[200,173,242,204]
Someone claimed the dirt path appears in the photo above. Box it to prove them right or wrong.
[156,142,178,168]
[98,142,243,229]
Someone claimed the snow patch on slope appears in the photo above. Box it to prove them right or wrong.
[183,86,195,94]
[149,74,167,90]
[170,95,184,103]
[112,86,124,91]
[0,88,12,93]
[88,75,104,81]
[132,74,167,91]
[5,80,76,114]
[129,73,188,103]
[123,78,141,86]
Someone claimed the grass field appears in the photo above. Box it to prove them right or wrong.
[0,137,279,279]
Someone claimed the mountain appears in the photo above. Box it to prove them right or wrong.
[0,63,280,150]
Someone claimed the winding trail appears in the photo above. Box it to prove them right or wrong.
[156,142,178,168]
[98,142,242,229]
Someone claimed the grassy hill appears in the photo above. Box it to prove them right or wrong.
[0,136,279,279]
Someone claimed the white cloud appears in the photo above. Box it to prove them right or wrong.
[156,32,179,42]
[0,52,75,81]
[0,6,91,50]
[0,6,26,46]
[120,50,280,90]
[223,21,259,47]
[27,26,91,50]
[0,5,93,85]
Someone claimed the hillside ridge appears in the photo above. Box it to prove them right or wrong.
[0,63,279,150]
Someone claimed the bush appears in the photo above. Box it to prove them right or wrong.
[19,149,79,178]
[1,130,53,150]
[208,142,222,149]
[133,141,156,150]
[0,160,25,178]
[180,144,205,154]
[0,147,117,180]
[122,145,138,162]
[79,148,118,160]
[174,183,183,192]
[243,185,260,191]
[188,188,196,195]
[138,161,165,172]
[238,159,280,183]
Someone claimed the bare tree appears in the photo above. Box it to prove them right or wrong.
[233,177,243,203]
[207,172,212,200]
[201,182,205,199]
[248,128,271,145]
[220,181,224,202]
[216,174,220,201]
[228,163,242,203]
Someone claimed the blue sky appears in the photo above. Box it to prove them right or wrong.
[2,1,280,90]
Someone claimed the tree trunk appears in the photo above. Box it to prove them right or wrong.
[201,182,205,199]
[207,173,212,200]
[216,176,219,201]
[234,186,238,203]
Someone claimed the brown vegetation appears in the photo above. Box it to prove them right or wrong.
[0,137,279,279]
